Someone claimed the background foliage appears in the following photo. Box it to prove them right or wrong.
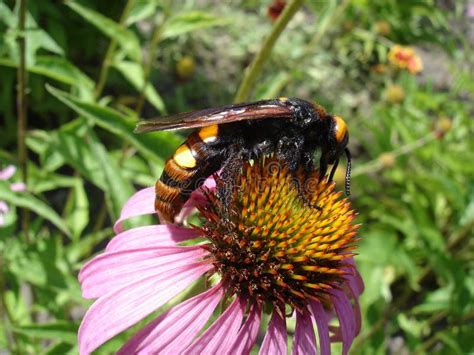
[1,0,473,353]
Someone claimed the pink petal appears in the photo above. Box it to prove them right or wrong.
[10,182,26,192]
[79,246,208,299]
[183,296,246,354]
[229,302,262,354]
[330,289,356,355]
[0,165,15,180]
[292,310,317,355]
[259,310,287,355]
[78,261,212,355]
[114,187,155,233]
[0,201,9,213]
[105,225,198,252]
[344,258,365,297]
[175,176,216,223]
[118,283,224,354]
[310,301,331,355]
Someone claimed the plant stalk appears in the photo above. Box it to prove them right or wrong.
[234,0,304,102]
[17,0,29,241]
[94,0,136,99]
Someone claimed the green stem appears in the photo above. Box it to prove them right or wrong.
[233,0,304,103]
[94,0,135,99]
[135,2,171,116]
[17,0,29,242]
[352,132,437,177]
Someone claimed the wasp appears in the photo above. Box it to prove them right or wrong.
[135,97,352,223]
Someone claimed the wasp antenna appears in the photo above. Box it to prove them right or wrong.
[328,158,339,182]
[344,148,351,196]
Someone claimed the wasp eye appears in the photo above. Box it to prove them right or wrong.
[333,115,348,143]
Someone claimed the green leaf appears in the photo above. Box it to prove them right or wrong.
[161,11,229,39]
[13,322,77,344]
[85,128,134,220]
[0,181,71,237]
[46,85,182,164]
[65,1,141,62]
[126,0,160,25]
[0,55,94,100]
[64,178,89,240]
[113,59,166,113]
[0,4,64,64]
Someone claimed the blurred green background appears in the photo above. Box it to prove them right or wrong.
[1,0,473,353]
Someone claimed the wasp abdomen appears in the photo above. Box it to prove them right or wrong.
[155,125,220,223]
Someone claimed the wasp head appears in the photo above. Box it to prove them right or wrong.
[319,115,352,195]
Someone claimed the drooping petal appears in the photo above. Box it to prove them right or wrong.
[229,302,262,354]
[105,225,198,253]
[79,246,208,299]
[292,310,317,355]
[259,310,287,355]
[114,187,155,233]
[344,258,365,297]
[78,262,212,355]
[330,289,356,355]
[10,182,26,192]
[118,283,224,354]
[0,165,15,180]
[310,300,331,355]
[183,296,245,354]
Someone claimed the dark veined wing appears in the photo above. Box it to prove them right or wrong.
[134,99,293,133]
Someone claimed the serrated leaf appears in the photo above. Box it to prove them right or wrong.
[66,1,141,62]
[113,59,166,113]
[161,11,229,39]
[46,85,182,164]
[0,181,71,236]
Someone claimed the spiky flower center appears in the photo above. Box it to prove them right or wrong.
[197,157,359,312]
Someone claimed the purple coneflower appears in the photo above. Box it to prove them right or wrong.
[78,157,363,354]
[0,165,26,226]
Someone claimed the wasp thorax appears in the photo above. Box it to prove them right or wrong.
[196,157,359,313]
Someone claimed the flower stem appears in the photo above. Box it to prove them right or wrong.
[17,0,29,242]
[135,2,171,116]
[233,0,304,103]
[94,0,135,99]
[352,131,438,177]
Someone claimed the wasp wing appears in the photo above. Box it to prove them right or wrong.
[134,100,293,133]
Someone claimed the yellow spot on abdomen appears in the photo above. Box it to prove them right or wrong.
[278,96,288,102]
[173,144,197,168]
[198,124,219,143]
[334,116,348,143]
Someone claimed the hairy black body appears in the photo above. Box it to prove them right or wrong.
[136,97,351,223]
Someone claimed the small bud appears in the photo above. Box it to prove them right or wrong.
[371,63,387,74]
[374,21,391,36]
[176,56,196,80]
[267,0,286,21]
[383,84,405,104]
[433,116,452,139]
[378,152,396,168]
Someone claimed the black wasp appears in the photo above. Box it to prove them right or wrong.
[135,97,352,223]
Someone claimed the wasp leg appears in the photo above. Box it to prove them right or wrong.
[216,147,245,218]
[275,137,321,211]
